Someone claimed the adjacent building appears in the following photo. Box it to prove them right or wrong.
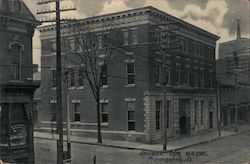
[38,6,219,143]
[217,20,250,127]
[0,0,39,163]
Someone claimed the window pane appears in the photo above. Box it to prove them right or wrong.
[128,111,135,120]
[131,30,138,44]
[128,122,135,130]
[127,75,134,84]
[156,110,160,120]
[127,63,134,74]
[0,104,9,146]
[70,68,75,87]
[155,101,162,110]
[75,113,80,122]
[123,31,129,45]
[102,114,108,123]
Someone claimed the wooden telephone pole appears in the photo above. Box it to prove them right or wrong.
[37,1,76,163]
[155,22,180,151]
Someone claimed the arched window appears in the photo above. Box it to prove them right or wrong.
[9,40,24,80]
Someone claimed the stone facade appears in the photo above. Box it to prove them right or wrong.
[38,6,219,143]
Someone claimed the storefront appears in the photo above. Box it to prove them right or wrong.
[0,84,38,163]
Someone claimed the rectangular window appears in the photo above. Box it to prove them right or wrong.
[101,103,108,123]
[50,102,56,121]
[194,100,199,125]
[12,62,20,80]
[97,35,103,49]
[199,70,205,88]
[73,103,80,122]
[69,68,75,87]
[131,30,138,44]
[155,101,162,130]
[165,64,170,84]
[194,68,199,87]
[69,39,75,52]
[123,30,129,45]
[51,69,56,88]
[126,62,135,85]
[52,42,56,52]
[176,65,181,84]
[155,62,161,84]
[101,64,108,86]
[78,66,85,87]
[127,102,135,131]
[209,71,213,88]
[200,100,204,124]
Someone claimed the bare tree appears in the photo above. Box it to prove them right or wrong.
[66,21,115,143]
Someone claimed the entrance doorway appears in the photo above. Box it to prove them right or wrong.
[178,99,190,134]
[209,112,213,129]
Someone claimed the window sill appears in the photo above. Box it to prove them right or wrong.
[101,122,108,126]
[155,83,162,87]
[68,87,76,90]
[77,86,84,90]
[101,85,109,89]
[125,84,136,88]
[51,87,57,90]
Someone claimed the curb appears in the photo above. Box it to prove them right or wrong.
[34,129,250,153]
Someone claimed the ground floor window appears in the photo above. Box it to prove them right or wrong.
[127,102,135,131]
[73,103,80,122]
[0,104,28,146]
[155,101,162,130]
[0,104,9,146]
[100,103,108,123]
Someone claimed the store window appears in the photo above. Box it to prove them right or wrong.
[0,104,9,146]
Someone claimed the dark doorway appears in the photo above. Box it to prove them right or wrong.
[179,116,191,134]
[209,112,213,129]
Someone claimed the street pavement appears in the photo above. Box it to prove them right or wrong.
[34,124,250,164]
[35,131,250,164]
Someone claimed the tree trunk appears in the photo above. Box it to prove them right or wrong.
[96,97,102,143]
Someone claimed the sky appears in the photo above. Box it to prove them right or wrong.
[23,0,250,65]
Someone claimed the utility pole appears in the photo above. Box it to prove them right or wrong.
[216,81,221,137]
[233,51,240,132]
[156,22,180,151]
[37,1,76,163]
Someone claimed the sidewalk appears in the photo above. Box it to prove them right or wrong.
[34,124,250,152]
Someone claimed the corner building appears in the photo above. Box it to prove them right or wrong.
[38,6,219,143]
[0,0,39,163]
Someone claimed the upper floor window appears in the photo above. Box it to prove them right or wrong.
[193,68,199,88]
[100,64,108,86]
[195,43,203,56]
[69,39,76,52]
[97,35,103,49]
[155,61,162,84]
[78,66,85,87]
[69,68,75,87]
[123,30,129,45]
[208,71,213,88]
[51,69,56,88]
[199,69,205,88]
[9,43,23,80]
[126,62,135,85]
[131,29,138,44]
